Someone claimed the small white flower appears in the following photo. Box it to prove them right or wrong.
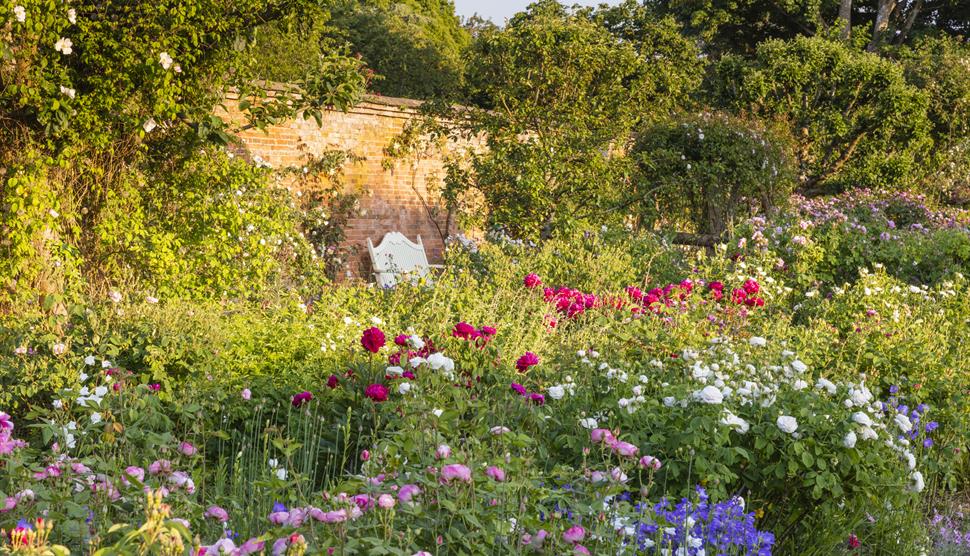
[52,342,67,355]
[792,380,808,391]
[749,336,767,347]
[79,371,89,383]
[55,37,73,55]
[791,359,808,373]
[275,468,287,481]
[776,415,798,434]
[146,295,159,304]
[101,360,111,368]
[432,408,443,417]
[143,118,157,133]
[67,8,76,24]
[370,316,383,325]
[547,385,565,400]
[843,431,857,448]
[663,396,676,407]
[408,335,425,349]
[579,418,597,429]
[489,426,510,435]
[90,412,102,424]
[159,52,173,70]
[859,426,878,441]
[14,5,26,23]
[385,366,404,377]
[108,290,122,303]
[59,85,76,99]
[397,382,411,395]
[53,400,63,410]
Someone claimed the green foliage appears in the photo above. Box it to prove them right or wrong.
[631,111,796,235]
[896,35,970,203]
[448,0,702,239]
[329,0,470,99]
[713,35,933,194]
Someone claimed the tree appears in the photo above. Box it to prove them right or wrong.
[328,0,470,99]
[630,112,795,236]
[441,0,702,239]
[712,35,932,194]
[646,0,968,56]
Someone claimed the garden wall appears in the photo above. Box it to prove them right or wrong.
[222,92,466,280]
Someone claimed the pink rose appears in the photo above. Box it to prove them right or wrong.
[562,526,586,544]
[179,442,197,456]
[377,494,395,509]
[205,505,229,522]
[485,466,506,482]
[611,441,638,458]
[440,464,472,483]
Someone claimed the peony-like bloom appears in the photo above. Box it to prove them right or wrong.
[743,279,760,295]
[364,383,389,402]
[291,391,313,407]
[485,466,505,482]
[515,352,539,372]
[361,327,386,353]
[510,383,527,396]
[529,393,545,405]
[548,385,565,400]
[435,444,452,459]
[179,442,197,456]
[394,334,409,346]
[440,464,472,483]
[377,493,395,509]
[562,526,586,544]
[205,505,229,522]
[776,415,798,434]
[523,273,542,288]
[327,374,339,389]
[452,321,479,340]
[490,426,510,435]
[241,388,252,400]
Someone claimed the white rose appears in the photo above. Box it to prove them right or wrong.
[894,413,913,433]
[426,352,455,373]
[851,412,873,426]
[14,5,26,22]
[159,52,173,70]
[696,386,724,404]
[397,382,411,395]
[547,385,565,400]
[815,378,837,395]
[843,431,857,448]
[720,411,750,434]
[776,415,798,434]
[910,470,924,493]
[55,37,73,55]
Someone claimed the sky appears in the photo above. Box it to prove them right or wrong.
[453,0,623,24]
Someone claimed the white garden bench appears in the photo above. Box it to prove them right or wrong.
[367,232,443,288]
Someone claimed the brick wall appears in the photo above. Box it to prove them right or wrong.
[221,92,471,280]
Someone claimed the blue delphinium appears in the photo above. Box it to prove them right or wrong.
[630,486,774,555]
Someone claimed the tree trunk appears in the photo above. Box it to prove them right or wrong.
[838,0,852,39]
[868,0,898,51]
[894,0,924,44]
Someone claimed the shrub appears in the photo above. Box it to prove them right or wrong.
[712,36,932,194]
[631,112,795,236]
